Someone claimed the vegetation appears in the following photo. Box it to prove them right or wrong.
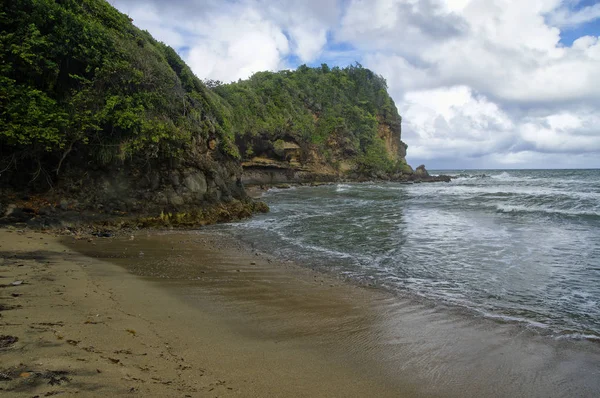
[1,0,409,190]
[215,63,408,173]
[0,0,238,185]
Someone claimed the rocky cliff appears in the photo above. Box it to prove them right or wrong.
[214,64,415,185]
[0,0,445,227]
[0,0,250,219]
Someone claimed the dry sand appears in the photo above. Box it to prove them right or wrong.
[0,228,404,397]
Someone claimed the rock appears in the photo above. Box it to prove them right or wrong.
[166,190,184,206]
[183,172,207,194]
[415,165,429,177]
[38,207,56,216]
[93,231,113,238]
[252,201,269,213]
[149,172,161,190]
[0,335,18,348]
[3,204,16,217]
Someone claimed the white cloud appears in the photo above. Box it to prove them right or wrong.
[113,0,336,81]
[402,86,516,161]
[548,2,600,28]
[185,7,290,82]
[111,0,600,168]
[350,0,600,167]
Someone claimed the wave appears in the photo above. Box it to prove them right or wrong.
[492,171,513,180]
[469,308,600,342]
[554,333,600,342]
[366,272,600,342]
[494,204,600,218]
[450,173,490,180]
[335,184,352,192]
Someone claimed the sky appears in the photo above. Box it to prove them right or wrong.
[110,0,600,169]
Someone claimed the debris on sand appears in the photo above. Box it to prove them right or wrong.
[0,335,18,348]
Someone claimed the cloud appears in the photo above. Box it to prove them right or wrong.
[548,2,600,28]
[112,0,337,81]
[402,86,600,167]
[350,0,600,167]
[184,7,290,82]
[401,86,516,161]
[110,0,600,168]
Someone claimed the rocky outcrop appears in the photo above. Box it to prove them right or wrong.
[0,0,449,230]
[407,165,451,183]
[415,165,429,178]
[241,157,336,186]
[242,167,337,186]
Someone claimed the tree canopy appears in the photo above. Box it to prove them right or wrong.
[0,0,409,187]
[0,0,238,182]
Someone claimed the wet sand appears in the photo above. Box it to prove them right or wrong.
[2,229,600,397]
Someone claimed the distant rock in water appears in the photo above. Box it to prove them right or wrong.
[397,165,451,183]
[415,165,429,177]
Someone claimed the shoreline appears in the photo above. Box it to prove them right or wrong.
[2,228,600,397]
[222,219,600,343]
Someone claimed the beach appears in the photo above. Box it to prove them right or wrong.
[1,227,599,397]
[0,228,405,397]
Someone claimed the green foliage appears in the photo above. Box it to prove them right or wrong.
[0,0,405,184]
[0,0,238,181]
[357,140,394,174]
[215,63,403,173]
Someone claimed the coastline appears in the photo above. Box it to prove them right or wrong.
[2,228,600,397]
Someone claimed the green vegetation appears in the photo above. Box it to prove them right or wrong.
[1,0,409,190]
[215,63,408,173]
[0,0,238,182]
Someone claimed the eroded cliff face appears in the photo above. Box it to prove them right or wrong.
[214,64,414,185]
[57,153,245,214]
[377,116,408,162]
[235,116,412,186]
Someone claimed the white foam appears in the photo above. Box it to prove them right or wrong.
[494,204,600,217]
[554,333,600,341]
[335,184,352,192]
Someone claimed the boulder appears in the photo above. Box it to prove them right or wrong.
[415,165,429,177]
[183,172,207,194]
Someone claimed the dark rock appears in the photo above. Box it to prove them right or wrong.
[415,164,429,177]
[0,335,18,348]
[92,231,113,238]
[3,204,17,217]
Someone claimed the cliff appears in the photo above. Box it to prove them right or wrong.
[0,0,445,226]
[214,64,414,185]
[0,0,246,217]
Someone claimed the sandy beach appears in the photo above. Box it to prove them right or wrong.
[0,228,405,397]
[2,228,600,397]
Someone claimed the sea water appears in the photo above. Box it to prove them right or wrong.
[215,169,600,340]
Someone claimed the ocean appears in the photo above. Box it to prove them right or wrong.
[214,169,600,340]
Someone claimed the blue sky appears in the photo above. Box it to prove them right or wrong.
[113,0,600,169]
[557,0,600,45]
